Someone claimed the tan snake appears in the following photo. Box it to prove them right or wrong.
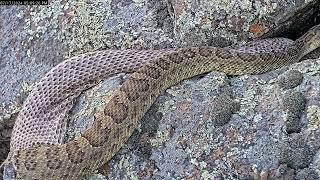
[1,24,320,179]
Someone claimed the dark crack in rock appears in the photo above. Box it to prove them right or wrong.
[260,0,320,40]
[277,70,304,90]
[282,90,306,134]
[126,103,163,160]
[302,47,320,60]
[0,114,16,171]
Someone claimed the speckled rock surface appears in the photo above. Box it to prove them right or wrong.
[67,57,320,179]
[1,0,320,179]
[0,3,73,174]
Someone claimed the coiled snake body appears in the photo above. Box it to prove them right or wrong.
[1,24,320,179]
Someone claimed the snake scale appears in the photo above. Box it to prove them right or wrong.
[1,24,320,179]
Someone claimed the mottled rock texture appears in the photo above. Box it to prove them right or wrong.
[1,0,320,179]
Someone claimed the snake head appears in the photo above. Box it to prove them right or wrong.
[296,24,320,59]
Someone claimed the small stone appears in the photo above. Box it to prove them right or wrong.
[277,70,303,90]
[280,135,314,169]
[282,90,306,133]
[295,168,319,180]
[211,93,239,126]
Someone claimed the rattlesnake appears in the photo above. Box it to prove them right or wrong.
[1,24,320,179]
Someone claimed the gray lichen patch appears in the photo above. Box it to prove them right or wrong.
[23,2,71,44]
[2,1,320,180]
[169,0,299,47]
[211,93,240,126]
[0,3,73,106]
[282,90,306,133]
[0,2,75,166]
[67,0,112,55]
[67,73,126,139]
[295,168,319,180]
[277,70,304,90]
[307,105,320,131]
[68,0,174,56]
[144,72,237,179]
[280,134,315,169]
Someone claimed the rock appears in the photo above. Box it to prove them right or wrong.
[282,90,306,133]
[1,0,320,179]
[66,57,320,179]
[296,168,319,180]
[280,134,315,169]
[277,70,303,90]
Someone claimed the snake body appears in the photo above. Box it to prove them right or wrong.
[1,24,320,179]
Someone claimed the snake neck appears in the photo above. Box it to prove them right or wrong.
[294,24,320,60]
[294,40,311,59]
